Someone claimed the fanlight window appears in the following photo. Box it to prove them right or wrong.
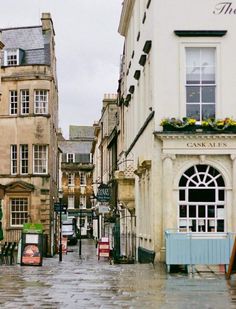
[178,165,225,233]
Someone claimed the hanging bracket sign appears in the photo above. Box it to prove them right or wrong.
[96,184,110,202]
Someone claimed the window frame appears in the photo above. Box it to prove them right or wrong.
[34,90,49,114]
[68,195,75,209]
[10,197,28,227]
[80,172,86,186]
[67,153,74,163]
[178,165,225,233]
[4,49,19,66]
[20,144,28,175]
[33,145,48,174]
[9,90,18,115]
[68,173,75,187]
[180,42,220,120]
[186,47,216,121]
[21,89,30,115]
[10,144,17,175]
[80,195,86,208]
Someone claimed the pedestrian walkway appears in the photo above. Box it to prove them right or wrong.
[0,239,236,308]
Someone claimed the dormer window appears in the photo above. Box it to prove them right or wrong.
[4,48,24,66]
[67,153,74,163]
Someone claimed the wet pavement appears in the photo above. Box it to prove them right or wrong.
[0,239,236,308]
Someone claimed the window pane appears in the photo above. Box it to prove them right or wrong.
[185,166,195,177]
[219,190,224,201]
[202,67,215,84]
[202,86,215,103]
[217,176,225,187]
[202,104,215,120]
[189,189,215,202]
[186,104,200,120]
[190,219,196,232]
[189,205,196,217]
[201,48,215,66]
[208,206,215,217]
[179,190,185,201]
[179,175,188,187]
[217,220,224,232]
[186,86,200,102]
[199,206,205,217]
[179,205,187,217]
[186,48,200,66]
[186,67,200,84]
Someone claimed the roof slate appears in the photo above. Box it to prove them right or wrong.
[0,26,50,65]
[59,141,93,154]
[1,26,44,50]
[69,126,94,140]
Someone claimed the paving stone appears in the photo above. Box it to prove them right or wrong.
[0,239,236,308]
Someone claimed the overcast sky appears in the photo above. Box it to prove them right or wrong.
[1,0,124,138]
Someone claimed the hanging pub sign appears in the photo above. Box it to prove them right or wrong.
[96,184,111,202]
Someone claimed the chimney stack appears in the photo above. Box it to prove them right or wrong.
[41,13,55,35]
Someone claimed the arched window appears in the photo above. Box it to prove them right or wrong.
[178,165,225,233]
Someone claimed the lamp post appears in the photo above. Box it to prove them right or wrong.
[79,203,82,257]
[58,190,63,262]
[0,201,3,241]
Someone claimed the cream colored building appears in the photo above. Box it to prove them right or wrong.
[92,94,118,239]
[0,13,58,255]
[118,0,236,261]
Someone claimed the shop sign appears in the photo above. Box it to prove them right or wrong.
[98,205,110,214]
[23,223,43,234]
[97,184,110,202]
[54,203,67,213]
[186,142,228,148]
[214,2,236,15]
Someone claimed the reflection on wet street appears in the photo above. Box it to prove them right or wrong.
[0,239,236,308]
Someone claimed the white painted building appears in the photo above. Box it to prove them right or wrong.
[118,0,236,261]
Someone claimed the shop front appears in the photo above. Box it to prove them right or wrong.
[155,132,236,263]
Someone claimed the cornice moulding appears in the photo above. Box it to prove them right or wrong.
[118,0,135,36]
[154,132,236,141]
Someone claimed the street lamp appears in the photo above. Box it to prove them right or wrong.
[79,203,83,257]
[0,202,3,241]
[58,190,63,262]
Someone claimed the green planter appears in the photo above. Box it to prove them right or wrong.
[202,125,236,133]
[163,124,196,132]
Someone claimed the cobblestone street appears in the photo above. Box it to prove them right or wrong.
[0,239,236,308]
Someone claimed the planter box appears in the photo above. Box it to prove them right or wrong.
[162,124,196,132]
[162,124,236,133]
[202,126,236,133]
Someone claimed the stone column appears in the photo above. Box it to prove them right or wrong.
[160,154,175,261]
[230,155,236,231]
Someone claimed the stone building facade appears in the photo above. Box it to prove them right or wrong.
[59,126,94,237]
[118,0,236,261]
[0,13,58,255]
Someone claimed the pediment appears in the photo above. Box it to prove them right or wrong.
[5,181,35,193]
